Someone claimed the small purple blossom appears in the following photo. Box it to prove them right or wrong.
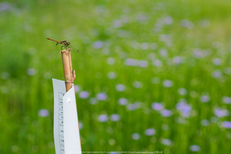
[145,128,156,136]
[125,58,139,66]
[178,88,187,95]
[74,85,80,93]
[118,98,128,105]
[0,2,13,11]
[98,114,108,122]
[222,121,231,129]
[113,19,123,28]
[110,114,120,121]
[190,145,200,152]
[214,108,229,118]
[152,59,162,67]
[96,93,107,101]
[176,102,192,118]
[152,103,163,111]
[38,109,49,117]
[222,96,231,104]
[181,19,194,29]
[131,133,140,140]
[127,102,141,111]
[89,97,97,105]
[78,122,83,129]
[161,109,172,117]
[93,41,104,49]
[116,84,126,91]
[133,81,143,88]
[107,72,117,79]
[201,119,210,126]
[212,70,222,78]
[161,138,172,146]
[79,91,90,99]
[27,68,36,76]
[127,104,137,111]
[172,56,183,64]
[163,80,173,88]
[139,60,148,67]
[140,42,149,50]
[164,16,173,25]
[200,95,210,103]
[212,58,222,65]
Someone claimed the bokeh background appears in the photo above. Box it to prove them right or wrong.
[1,0,231,153]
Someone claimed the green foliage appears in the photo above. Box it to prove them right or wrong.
[0,0,231,153]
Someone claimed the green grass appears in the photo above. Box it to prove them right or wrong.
[1,0,231,153]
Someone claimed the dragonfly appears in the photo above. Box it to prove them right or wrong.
[47,38,79,52]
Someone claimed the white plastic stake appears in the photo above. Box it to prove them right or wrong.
[53,78,82,154]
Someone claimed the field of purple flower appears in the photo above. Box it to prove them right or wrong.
[0,0,231,153]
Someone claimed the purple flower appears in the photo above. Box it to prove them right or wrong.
[127,104,137,111]
[164,16,173,25]
[118,98,128,105]
[200,95,210,103]
[214,108,229,118]
[163,80,173,87]
[79,91,90,99]
[172,56,183,64]
[139,60,148,67]
[152,103,163,111]
[0,2,12,11]
[152,59,162,67]
[201,119,210,126]
[178,88,187,95]
[161,138,172,146]
[190,145,200,152]
[74,85,80,93]
[38,109,49,117]
[212,70,222,78]
[145,128,156,136]
[27,68,36,76]
[107,72,117,79]
[212,58,222,65]
[131,133,140,140]
[89,97,97,105]
[113,19,123,28]
[125,58,139,66]
[98,114,108,122]
[181,19,194,29]
[176,102,192,117]
[133,81,143,88]
[115,84,125,91]
[110,114,120,121]
[93,41,104,49]
[161,109,172,117]
[96,93,107,101]
[222,96,231,104]
[222,121,231,129]
[78,122,83,129]
[140,42,149,50]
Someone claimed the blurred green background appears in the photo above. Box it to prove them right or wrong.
[0,0,231,153]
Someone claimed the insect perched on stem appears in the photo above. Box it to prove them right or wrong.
[47,38,79,52]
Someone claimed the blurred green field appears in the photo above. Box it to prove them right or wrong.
[1,0,231,153]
